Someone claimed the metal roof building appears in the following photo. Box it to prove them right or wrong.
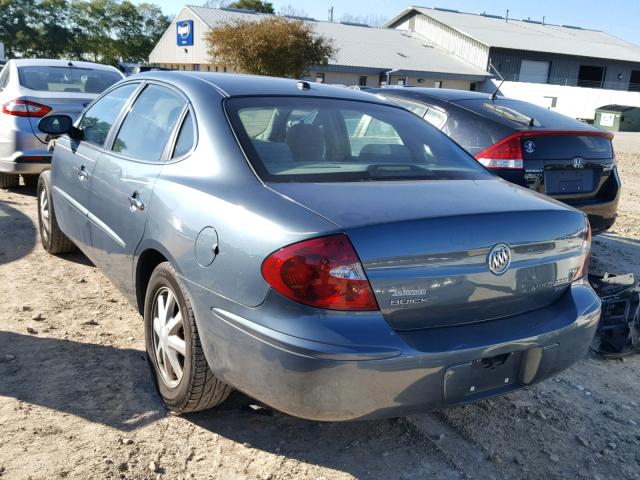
[387,7,640,91]
[148,5,491,89]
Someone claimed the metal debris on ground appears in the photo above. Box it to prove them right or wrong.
[589,273,640,358]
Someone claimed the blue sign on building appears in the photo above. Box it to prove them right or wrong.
[176,20,194,46]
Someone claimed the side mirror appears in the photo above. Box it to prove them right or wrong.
[38,115,73,136]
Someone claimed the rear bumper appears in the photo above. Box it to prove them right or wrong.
[566,169,621,234]
[192,282,600,421]
[0,158,51,175]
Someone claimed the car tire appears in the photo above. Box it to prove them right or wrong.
[144,261,232,414]
[37,171,77,254]
[0,173,19,189]
[22,174,39,188]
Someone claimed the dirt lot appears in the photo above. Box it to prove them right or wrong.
[1,138,640,480]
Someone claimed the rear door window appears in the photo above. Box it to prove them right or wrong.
[18,66,122,93]
[0,66,10,91]
[112,84,185,161]
[172,111,195,158]
[77,83,139,148]
[226,96,492,183]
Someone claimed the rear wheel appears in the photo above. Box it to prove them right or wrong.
[37,171,77,254]
[144,262,232,414]
[0,173,19,189]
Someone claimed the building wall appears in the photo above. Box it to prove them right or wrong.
[480,78,640,120]
[393,12,490,70]
[149,7,212,66]
[489,48,640,90]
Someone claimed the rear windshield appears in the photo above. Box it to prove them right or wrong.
[18,66,122,94]
[456,98,591,130]
[226,96,492,183]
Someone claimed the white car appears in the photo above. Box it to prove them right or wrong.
[0,59,123,188]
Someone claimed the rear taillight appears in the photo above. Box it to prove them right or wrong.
[261,234,378,311]
[2,100,52,117]
[573,218,592,281]
[475,132,524,170]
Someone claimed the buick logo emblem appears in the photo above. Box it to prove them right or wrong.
[573,157,585,169]
[487,243,512,275]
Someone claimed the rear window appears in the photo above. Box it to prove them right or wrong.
[18,66,122,94]
[456,98,591,130]
[226,97,491,183]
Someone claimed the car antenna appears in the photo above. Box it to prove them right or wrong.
[488,61,505,101]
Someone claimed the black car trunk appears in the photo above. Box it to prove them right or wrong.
[520,132,615,199]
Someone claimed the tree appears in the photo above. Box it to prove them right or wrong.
[226,0,273,14]
[0,0,169,64]
[277,4,308,18]
[207,17,335,78]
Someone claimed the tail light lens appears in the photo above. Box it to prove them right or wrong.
[573,218,592,281]
[261,234,378,311]
[2,100,52,117]
[475,132,524,170]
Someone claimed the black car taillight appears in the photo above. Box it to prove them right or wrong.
[475,132,524,170]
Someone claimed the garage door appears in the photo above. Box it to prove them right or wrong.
[519,60,550,83]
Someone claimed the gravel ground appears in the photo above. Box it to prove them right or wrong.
[1,138,639,480]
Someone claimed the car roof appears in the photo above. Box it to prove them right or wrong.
[133,71,391,103]
[370,86,492,102]
[11,58,121,73]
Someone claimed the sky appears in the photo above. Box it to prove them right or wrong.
[136,0,640,46]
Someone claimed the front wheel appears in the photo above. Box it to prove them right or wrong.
[144,262,232,414]
[37,171,77,254]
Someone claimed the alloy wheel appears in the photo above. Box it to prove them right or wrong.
[152,286,187,388]
[39,188,50,245]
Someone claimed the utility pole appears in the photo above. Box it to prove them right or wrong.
[328,6,334,22]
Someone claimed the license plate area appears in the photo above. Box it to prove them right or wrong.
[444,351,524,403]
[544,169,595,194]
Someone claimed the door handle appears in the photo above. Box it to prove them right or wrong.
[128,192,145,211]
[77,165,89,181]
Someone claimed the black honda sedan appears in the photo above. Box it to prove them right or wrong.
[371,87,621,233]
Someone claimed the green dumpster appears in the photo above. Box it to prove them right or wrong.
[594,104,640,132]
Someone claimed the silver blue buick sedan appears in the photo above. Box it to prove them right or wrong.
[36,72,600,421]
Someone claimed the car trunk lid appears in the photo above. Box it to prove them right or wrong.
[269,179,587,330]
[20,92,95,142]
[520,131,615,198]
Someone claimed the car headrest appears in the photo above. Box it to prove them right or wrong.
[285,123,324,163]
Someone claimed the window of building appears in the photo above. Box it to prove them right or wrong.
[396,78,406,86]
[358,76,367,87]
[434,81,442,88]
[469,83,477,91]
[223,66,227,73]
[629,70,640,92]
[316,73,325,83]
[578,65,605,88]
[193,64,200,71]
